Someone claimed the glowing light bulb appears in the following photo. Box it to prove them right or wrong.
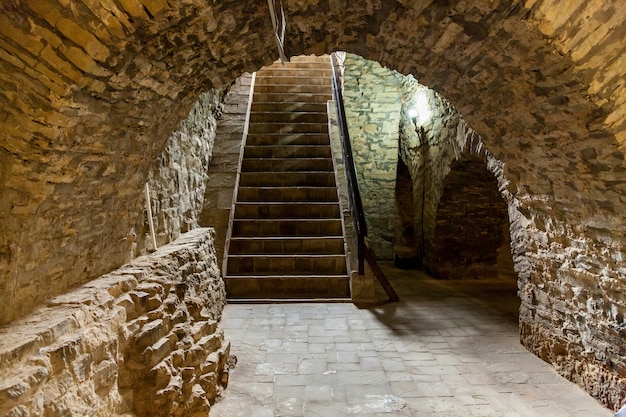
[413,90,432,126]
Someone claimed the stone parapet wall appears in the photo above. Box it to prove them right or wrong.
[0,228,230,417]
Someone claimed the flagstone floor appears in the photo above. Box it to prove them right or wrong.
[210,263,613,417]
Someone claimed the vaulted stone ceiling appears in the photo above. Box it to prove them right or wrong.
[1,1,625,398]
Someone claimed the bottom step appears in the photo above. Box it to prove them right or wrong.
[225,275,350,299]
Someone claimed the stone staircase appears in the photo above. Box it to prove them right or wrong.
[224,56,350,301]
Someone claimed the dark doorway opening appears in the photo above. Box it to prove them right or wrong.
[428,155,512,281]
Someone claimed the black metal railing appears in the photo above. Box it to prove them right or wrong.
[330,53,367,275]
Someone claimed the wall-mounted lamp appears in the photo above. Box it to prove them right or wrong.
[407,90,432,127]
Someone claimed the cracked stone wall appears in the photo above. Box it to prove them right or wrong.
[0,228,230,417]
[0,0,624,409]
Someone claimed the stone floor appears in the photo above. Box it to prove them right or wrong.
[210,264,613,417]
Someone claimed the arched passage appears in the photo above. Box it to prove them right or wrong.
[0,0,624,408]
[428,155,512,280]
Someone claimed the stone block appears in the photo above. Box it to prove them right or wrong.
[39,45,82,83]
[115,293,137,320]
[133,319,166,352]
[55,18,109,62]
[129,291,151,313]
[143,334,176,368]
[92,359,117,395]
[200,352,220,375]
[199,373,218,403]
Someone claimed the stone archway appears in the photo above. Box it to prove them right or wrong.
[428,155,512,280]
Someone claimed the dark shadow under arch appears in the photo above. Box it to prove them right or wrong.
[427,155,512,281]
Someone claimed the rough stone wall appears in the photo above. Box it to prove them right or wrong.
[199,74,253,269]
[134,89,224,256]
[0,0,624,408]
[0,228,230,417]
[343,51,625,407]
[0,0,276,326]
[342,55,401,259]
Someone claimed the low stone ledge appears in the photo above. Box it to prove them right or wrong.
[0,227,229,417]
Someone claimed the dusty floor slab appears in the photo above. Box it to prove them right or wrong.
[211,264,613,417]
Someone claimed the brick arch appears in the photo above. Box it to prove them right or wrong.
[0,1,625,407]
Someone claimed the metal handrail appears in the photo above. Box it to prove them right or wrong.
[330,53,367,275]
[267,0,288,63]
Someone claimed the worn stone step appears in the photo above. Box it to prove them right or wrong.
[250,102,328,113]
[249,111,328,123]
[224,275,350,300]
[237,186,339,202]
[245,133,330,146]
[255,76,331,86]
[234,202,340,219]
[231,218,342,237]
[256,68,333,78]
[252,92,330,103]
[239,172,336,187]
[241,157,333,172]
[265,61,331,69]
[253,83,331,94]
[226,254,347,275]
[288,55,329,62]
[248,122,328,134]
[228,236,345,255]
[243,145,331,158]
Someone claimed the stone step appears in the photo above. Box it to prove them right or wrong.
[245,133,330,146]
[224,275,351,300]
[237,186,339,202]
[252,92,330,103]
[239,172,336,187]
[265,61,331,70]
[256,68,333,78]
[231,218,343,237]
[224,56,350,301]
[288,55,329,62]
[243,145,331,158]
[254,84,331,95]
[248,122,328,134]
[241,158,333,172]
[250,111,328,123]
[234,202,340,219]
[227,254,347,275]
[228,236,345,255]
[255,76,331,86]
[251,102,328,113]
